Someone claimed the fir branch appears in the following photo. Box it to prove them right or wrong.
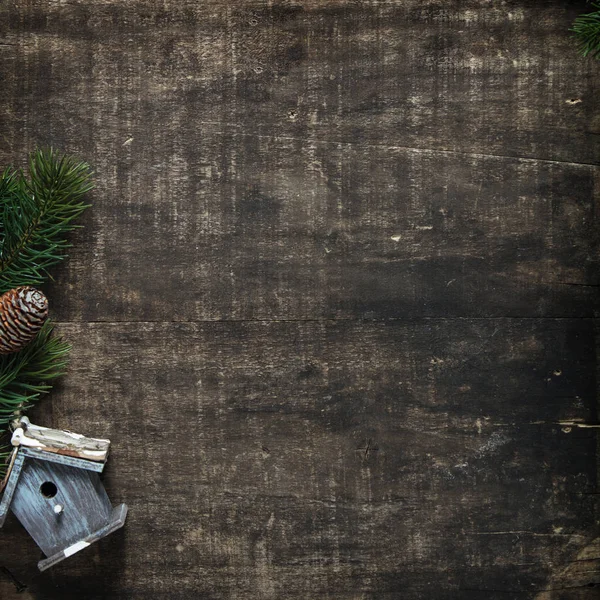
[0,150,92,480]
[572,3,600,59]
[0,321,70,425]
[0,320,71,479]
[0,149,93,293]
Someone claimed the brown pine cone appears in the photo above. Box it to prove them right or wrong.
[0,287,49,354]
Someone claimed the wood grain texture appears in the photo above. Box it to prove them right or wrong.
[0,0,599,322]
[1,319,599,599]
[0,0,598,598]
[51,138,600,321]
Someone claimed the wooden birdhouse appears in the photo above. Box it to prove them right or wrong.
[0,417,127,571]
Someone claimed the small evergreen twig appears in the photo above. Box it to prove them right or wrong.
[0,149,92,293]
[0,322,71,479]
[0,321,71,428]
[572,3,600,59]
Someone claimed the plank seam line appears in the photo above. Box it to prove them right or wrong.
[52,317,598,324]
[191,127,600,168]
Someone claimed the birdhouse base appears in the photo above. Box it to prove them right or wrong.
[38,503,128,571]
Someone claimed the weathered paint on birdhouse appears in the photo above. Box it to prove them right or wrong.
[0,417,127,571]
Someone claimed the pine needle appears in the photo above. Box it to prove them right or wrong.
[572,3,600,59]
[0,150,92,480]
[0,149,92,293]
[0,321,71,479]
[0,320,70,424]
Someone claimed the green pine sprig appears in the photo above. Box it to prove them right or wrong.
[0,150,92,480]
[572,3,600,59]
[0,149,92,293]
[0,324,71,479]
[0,321,71,426]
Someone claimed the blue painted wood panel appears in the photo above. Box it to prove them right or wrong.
[0,451,24,527]
[21,447,106,473]
[10,458,112,556]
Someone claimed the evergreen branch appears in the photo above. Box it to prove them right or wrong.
[0,149,93,294]
[572,3,600,59]
[0,320,71,479]
[0,150,92,480]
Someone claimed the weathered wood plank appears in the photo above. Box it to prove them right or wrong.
[0,1,597,323]
[0,320,596,598]
[0,1,598,164]
[40,137,600,322]
[0,2,600,321]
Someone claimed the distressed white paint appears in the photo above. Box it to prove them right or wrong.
[81,450,110,459]
[63,540,90,558]
[11,419,111,461]
[11,428,44,448]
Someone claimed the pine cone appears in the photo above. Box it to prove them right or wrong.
[0,287,49,354]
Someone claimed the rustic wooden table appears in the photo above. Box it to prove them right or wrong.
[0,1,598,598]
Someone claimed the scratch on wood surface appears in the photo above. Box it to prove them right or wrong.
[534,538,600,599]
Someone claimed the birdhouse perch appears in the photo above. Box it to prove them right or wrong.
[0,417,127,571]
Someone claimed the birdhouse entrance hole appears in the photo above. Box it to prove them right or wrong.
[40,482,58,498]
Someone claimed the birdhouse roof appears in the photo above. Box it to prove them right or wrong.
[0,418,112,528]
[10,417,111,462]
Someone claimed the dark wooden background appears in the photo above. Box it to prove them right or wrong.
[0,1,599,598]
